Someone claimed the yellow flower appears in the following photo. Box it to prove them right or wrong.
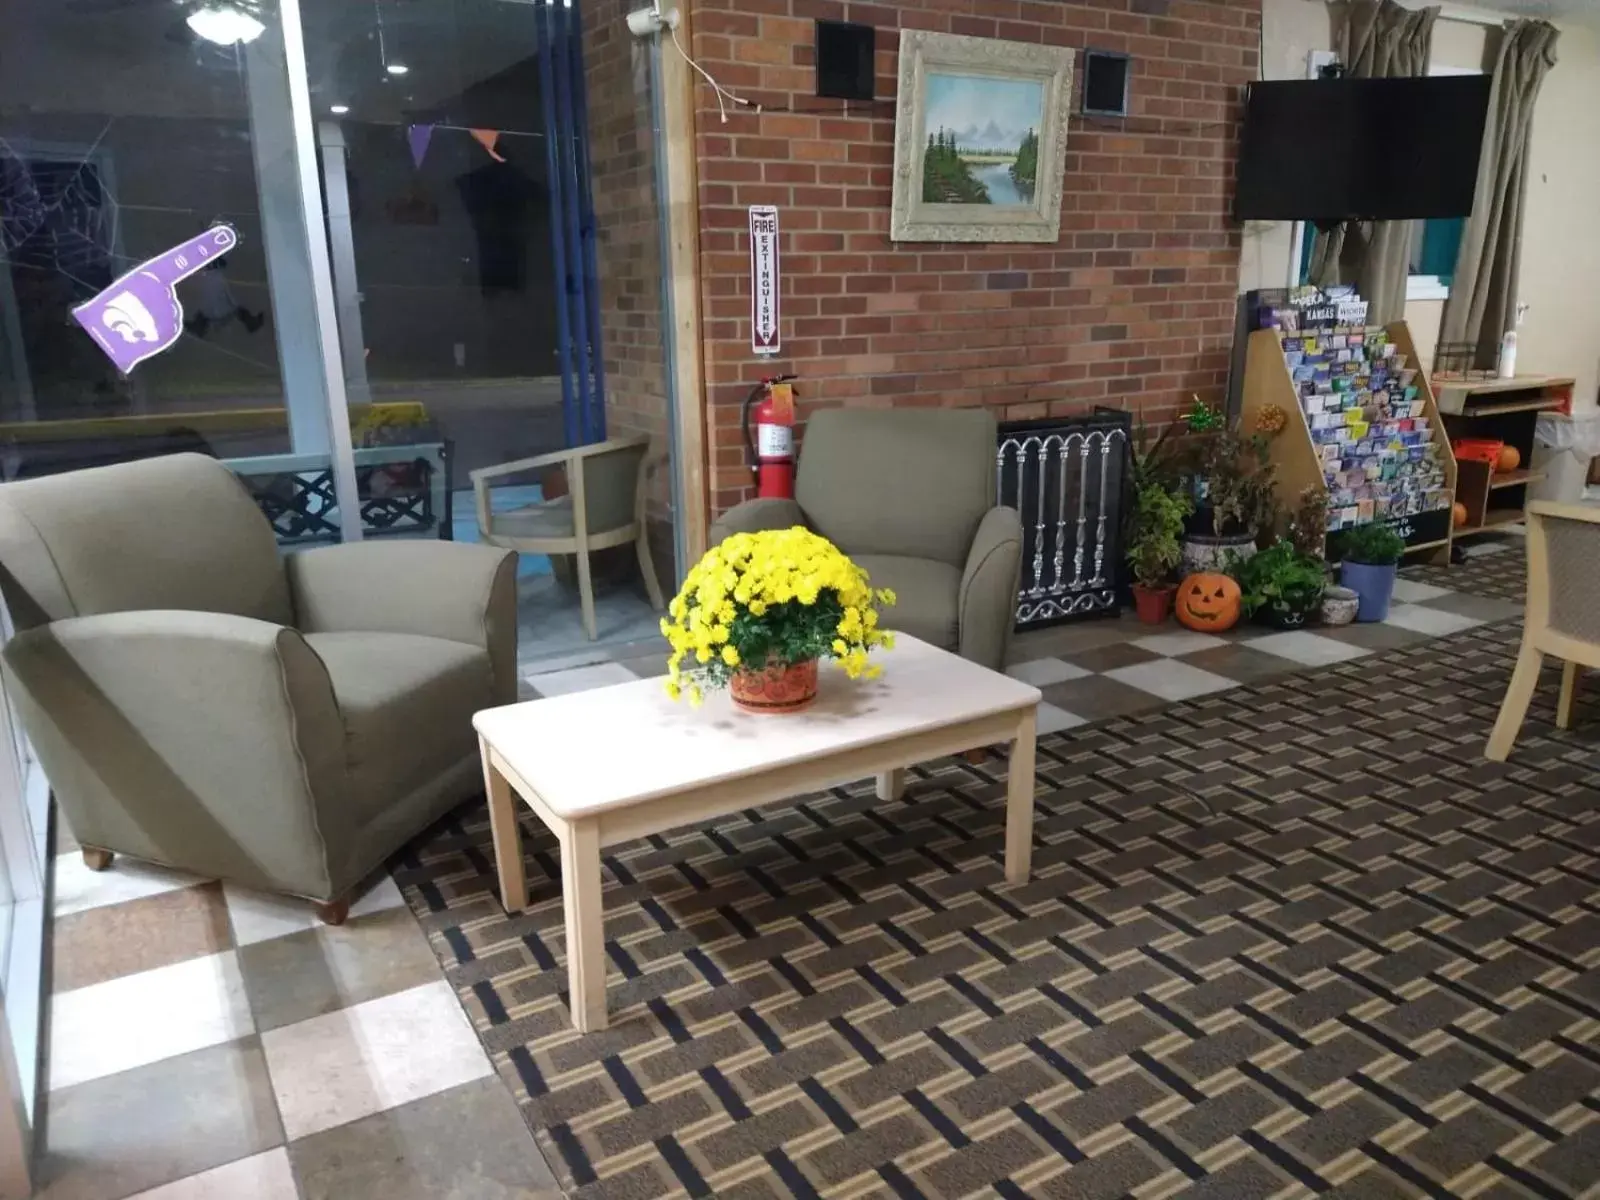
[686,684,703,708]
[660,527,896,702]
[664,678,681,700]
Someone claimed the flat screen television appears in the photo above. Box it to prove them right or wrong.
[1234,75,1491,223]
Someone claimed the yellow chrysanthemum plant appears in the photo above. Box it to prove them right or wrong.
[661,527,896,707]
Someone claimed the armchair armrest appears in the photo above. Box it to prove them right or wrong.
[466,437,649,486]
[958,506,1024,671]
[287,541,519,703]
[707,497,807,546]
[2,611,351,898]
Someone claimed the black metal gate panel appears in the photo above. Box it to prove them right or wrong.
[998,412,1130,627]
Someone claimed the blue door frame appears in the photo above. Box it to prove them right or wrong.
[535,0,606,447]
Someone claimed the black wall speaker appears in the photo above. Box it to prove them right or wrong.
[1082,50,1132,117]
[816,20,875,102]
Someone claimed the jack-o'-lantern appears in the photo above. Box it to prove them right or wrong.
[1176,572,1242,632]
[1496,445,1521,473]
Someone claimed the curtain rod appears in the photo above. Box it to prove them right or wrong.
[1434,4,1509,28]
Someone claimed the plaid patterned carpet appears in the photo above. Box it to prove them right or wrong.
[395,551,1600,1199]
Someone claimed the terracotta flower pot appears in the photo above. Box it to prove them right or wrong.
[1130,583,1175,625]
[730,657,819,714]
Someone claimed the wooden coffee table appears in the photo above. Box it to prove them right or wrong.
[473,635,1040,1031]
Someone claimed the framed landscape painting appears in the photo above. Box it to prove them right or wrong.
[890,31,1074,243]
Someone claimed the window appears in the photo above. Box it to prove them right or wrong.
[1407,216,1464,301]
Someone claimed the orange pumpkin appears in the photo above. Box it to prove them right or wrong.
[1176,572,1242,632]
[1453,501,1469,527]
[1496,444,1521,473]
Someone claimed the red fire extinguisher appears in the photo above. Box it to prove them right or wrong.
[742,374,797,499]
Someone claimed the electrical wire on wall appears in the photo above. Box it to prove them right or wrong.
[628,3,760,123]
[668,20,760,122]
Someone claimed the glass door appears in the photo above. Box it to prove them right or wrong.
[302,0,684,670]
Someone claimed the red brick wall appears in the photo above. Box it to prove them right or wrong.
[692,0,1259,512]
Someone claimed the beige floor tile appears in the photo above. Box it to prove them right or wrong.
[124,1150,297,1200]
[49,951,254,1091]
[238,905,443,1032]
[53,853,208,918]
[1009,617,1135,661]
[53,882,232,994]
[261,978,493,1140]
[36,1038,281,1200]
[291,1077,561,1200]
[224,873,404,948]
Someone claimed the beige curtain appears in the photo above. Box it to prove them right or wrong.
[1308,0,1438,323]
[1438,20,1560,370]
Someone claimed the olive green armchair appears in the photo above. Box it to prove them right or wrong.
[0,453,518,922]
[708,408,1023,671]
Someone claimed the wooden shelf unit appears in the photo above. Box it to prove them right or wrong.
[1438,375,1576,542]
[1488,468,1545,491]
[1240,321,1457,565]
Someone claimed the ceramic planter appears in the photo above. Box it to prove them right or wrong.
[1131,583,1175,625]
[1340,560,1398,622]
[1255,602,1312,630]
[1321,585,1359,626]
[730,658,819,714]
[1181,531,1257,577]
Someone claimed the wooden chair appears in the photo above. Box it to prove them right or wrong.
[1485,500,1600,760]
[472,437,666,641]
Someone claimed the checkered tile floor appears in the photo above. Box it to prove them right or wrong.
[37,844,562,1198]
[521,577,1522,739]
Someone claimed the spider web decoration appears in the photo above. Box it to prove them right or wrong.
[1,141,118,299]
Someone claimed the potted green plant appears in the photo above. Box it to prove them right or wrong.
[1285,485,1330,560]
[1179,421,1279,575]
[1228,540,1328,629]
[1127,481,1193,624]
[1331,521,1406,622]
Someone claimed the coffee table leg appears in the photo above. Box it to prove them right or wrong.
[482,738,527,912]
[875,769,905,801]
[560,819,608,1032]
[1004,708,1037,885]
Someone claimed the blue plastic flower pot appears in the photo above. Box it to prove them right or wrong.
[1340,559,1397,622]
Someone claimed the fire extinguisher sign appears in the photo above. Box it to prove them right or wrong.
[749,205,780,357]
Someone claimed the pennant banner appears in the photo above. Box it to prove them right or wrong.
[406,124,434,169]
[469,128,507,163]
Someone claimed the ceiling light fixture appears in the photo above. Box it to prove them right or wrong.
[186,4,267,46]
[330,104,351,115]
[385,62,410,76]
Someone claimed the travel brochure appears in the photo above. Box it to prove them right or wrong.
[1257,287,1450,532]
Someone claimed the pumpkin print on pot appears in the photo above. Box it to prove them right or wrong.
[1176,572,1242,633]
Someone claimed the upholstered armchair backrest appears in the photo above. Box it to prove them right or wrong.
[795,407,997,568]
[0,452,293,630]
